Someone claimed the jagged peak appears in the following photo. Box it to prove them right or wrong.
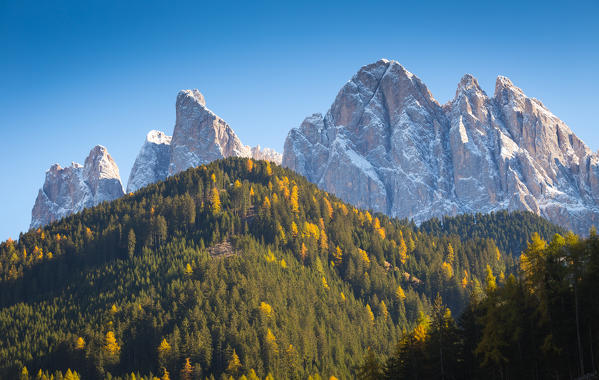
[177,89,206,107]
[84,145,121,180]
[494,75,526,100]
[146,130,172,145]
[457,74,484,93]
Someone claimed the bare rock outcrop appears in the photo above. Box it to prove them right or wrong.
[283,59,599,234]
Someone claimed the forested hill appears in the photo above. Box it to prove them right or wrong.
[0,158,564,379]
[419,211,566,256]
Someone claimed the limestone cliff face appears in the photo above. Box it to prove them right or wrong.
[283,59,599,234]
[127,90,282,192]
[168,89,252,175]
[31,146,124,228]
[126,130,172,193]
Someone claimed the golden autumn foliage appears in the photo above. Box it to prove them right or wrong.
[485,264,497,292]
[265,329,277,351]
[291,221,298,237]
[366,304,375,323]
[260,301,273,317]
[447,243,455,264]
[380,300,389,321]
[300,242,307,262]
[304,222,320,240]
[290,186,299,213]
[75,337,85,350]
[262,196,271,210]
[333,245,343,265]
[227,349,242,374]
[158,338,171,354]
[395,285,406,301]
[358,248,370,264]
[246,159,254,172]
[319,229,328,252]
[441,261,453,279]
[413,313,430,342]
[265,162,272,176]
[322,276,329,289]
[398,232,408,265]
[461,270,469,289]
[210,187,221,214]
[180,358,193,380]
[103,331,120,356]
[264,249,276,263]
[323,197,333,219]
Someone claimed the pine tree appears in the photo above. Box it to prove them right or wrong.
[127,229,136,258]
[226,349,242,375]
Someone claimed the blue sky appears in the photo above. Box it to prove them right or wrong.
[0,0,598,241]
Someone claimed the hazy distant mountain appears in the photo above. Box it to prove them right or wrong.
[283,59,599,234]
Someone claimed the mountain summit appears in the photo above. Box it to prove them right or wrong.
[31,145,125,228]
[283,59,599,234]
[127,89,282,192]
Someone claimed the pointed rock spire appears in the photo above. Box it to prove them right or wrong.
[31,146,124,228]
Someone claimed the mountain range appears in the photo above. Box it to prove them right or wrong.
[31,59,599,235]
[31,90,282,228]
[283,59,599,235]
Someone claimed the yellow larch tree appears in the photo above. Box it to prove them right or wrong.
[333,245,343,265]
[395,285,406,301]
[227,349,242,375]
[398,232,408,265]
[358,248,370,264]
[441,262,453,280]
[290,185,299,213]
[366,304,375,323]
[461,270,469,289]
[380,300,389,321]
[180,358,193,380]
[262,196,271,210]
[103,331,120,356]
[265,329,278,351]
[210,187,221,214]
[259,301,273,318]
[447,243,455,264]
[75,337,86,350]
[323,197,333,219]
[300,242,307,262]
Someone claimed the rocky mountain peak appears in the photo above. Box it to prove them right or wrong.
[455,74,485,96]
[283,60,599,234]
[83,145,121,182]
[127,131,172,193]
[146,130,172,145]
[31,146,124,229]
[177,89,206,107]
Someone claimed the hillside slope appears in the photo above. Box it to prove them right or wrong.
[0,158,563,379]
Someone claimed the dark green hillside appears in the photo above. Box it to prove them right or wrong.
[0,158,562,379]
[420,211,566,256]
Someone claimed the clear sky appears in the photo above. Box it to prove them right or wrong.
[0,0,598,241]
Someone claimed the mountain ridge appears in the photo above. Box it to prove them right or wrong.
[283,59,599,235]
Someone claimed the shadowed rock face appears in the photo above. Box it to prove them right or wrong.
[126,130,172,193]
[31,146,124,228]
[283,59,599,235]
